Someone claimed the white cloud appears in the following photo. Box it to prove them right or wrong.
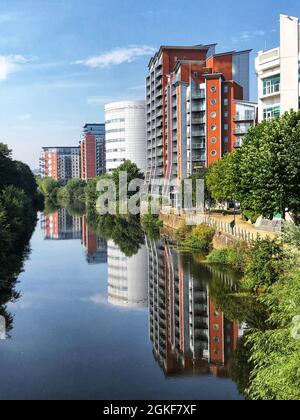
[232,29,269,44]
[75,45,156,69]
[0,54,32,81]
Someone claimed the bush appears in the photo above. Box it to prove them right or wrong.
[242,238,293,291]
[175,220,193,242]
[207,244,248,271]
[182,224,215,252]
[242,209,259,224]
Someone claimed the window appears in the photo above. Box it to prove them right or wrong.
[211,150,217,157]
[224,85,229,93]
[211,137,217,144]
[210,99,217,106]
[224,99,229,106]
[224,111,228,118]
[214,310,219,317]
[223,136,229,143]
[263,105,280,120]
[210,86,217,93]
[211,124,217,131]
[224,124,228,130]
[213,323,220,331]
[214,337,220,343]
[263,75,280,96]
[211,111,217,118]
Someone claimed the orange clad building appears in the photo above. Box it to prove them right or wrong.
[146,45,257,205]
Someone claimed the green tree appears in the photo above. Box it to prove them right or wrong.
[37,177,59,198]
[234,111,300,219]
[206,152,237,203]
[111,160,144,200]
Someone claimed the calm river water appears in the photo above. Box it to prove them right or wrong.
[0,209,244,400]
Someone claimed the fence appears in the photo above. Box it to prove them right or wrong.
[185,214,259,243]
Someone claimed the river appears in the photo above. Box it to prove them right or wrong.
[0,208,244,400]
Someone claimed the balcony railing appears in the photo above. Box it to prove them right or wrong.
[234,112,256,121]
[191,90,205,100]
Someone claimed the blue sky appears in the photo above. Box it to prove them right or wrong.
[0,0,300,168]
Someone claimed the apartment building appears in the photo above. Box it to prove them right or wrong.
[105,101,146,173]
[146,45,257,203]
[80,123,106,180]
[146,238,241,376]
[256,15,300,122]
[39,146,80,181]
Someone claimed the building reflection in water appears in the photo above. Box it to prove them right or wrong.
[41,208,81,240]
[146,238,243,377]
[41,209,107,264]
[107,240,148,309]
[81,216,107,264]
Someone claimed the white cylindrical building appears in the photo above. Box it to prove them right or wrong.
[105,100,146,173]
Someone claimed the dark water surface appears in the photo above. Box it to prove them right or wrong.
[0,211,244,400]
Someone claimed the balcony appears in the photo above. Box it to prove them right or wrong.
[233,127,249,135]
[234,111,256,122]
[191,129,205,137]
[191,117,205,124]
[191,90,205,100]
[234,140,243,148]
[192,142,205,149]
[191,103,205,112]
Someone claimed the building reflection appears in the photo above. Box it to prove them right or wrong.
[107,240,148,308]
[81,216,107,264]
[41,208,81,240]
[146,238,242,377]
[41,209,107,264]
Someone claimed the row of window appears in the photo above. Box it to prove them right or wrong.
[210,124,229,131]
[106,158,126,163]
[105,118,125,124]
[106,148,126,153]
[210,85,229,94]
[106,138,125,144]
[106,128,125,134]
[263,105,280,120]
[209,98,229,106]
[210,136,228,144]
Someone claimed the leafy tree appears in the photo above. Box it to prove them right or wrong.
[234,111,300,219]
[206,152,237,203]
[37,177,59,198]
[65,178,86,202]
[111,160,144,200]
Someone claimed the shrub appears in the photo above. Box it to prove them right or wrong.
[183,224,215,252]
[242,209,259,224]
[175,220,193,242]
[207,243,249,271]
[242,238,293,291]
